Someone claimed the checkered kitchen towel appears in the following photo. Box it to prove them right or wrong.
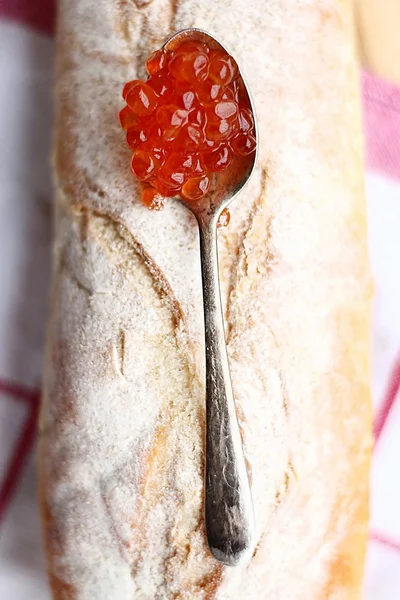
[0,2,399,598]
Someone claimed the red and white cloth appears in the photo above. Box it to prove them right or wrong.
[0,3,399,598]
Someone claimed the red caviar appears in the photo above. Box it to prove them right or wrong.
[119,39,256,217]
[142,186,164,210]
[217,208,231,228]
[181,175,210,201]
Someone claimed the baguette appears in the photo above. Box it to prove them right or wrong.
[39,0,373,598]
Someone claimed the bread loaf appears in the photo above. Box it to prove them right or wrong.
[39,0,372,598]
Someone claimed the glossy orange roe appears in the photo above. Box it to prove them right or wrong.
[119,40,256,216]
[217,208,231,228]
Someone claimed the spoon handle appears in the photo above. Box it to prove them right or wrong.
[198,219,254,566]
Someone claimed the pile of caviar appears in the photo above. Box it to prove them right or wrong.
[119,40,256,216]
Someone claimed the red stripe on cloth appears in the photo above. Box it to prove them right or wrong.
[362,71,400,182]
[0,397,39,523]
[0,377,38,404]
[0,0,56,36]
[373,356,400,445]
[370,531,400,554]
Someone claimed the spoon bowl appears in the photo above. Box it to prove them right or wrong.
[163,28,258,226]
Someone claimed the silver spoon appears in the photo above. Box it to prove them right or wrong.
[163,29,258,566]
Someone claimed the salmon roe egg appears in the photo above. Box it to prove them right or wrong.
[176,41,210,55]
[142,186,164,210]
[230,134,257,156]
[158,155,187,190]
[178,124,205,151]
[238,108,254,133]
[146,49,166,76]
[196,82,223,105]
[181,176,210,201]
[126,82,158,116]
[214,100,238,120]
[168,51,209,83]
[119,105,136,130]
[217,208,231,228]
[131,150,158,181]
[147,74,174,100]
[203,145,232,171]
[205,116,232,143]
[208,51,238,85]
[119,39,256,218]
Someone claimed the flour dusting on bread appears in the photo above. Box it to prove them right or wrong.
[40,1,372,598]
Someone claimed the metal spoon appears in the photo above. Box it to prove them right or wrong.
[163,29,258,566]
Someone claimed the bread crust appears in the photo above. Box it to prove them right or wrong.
[39,1,372,598]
